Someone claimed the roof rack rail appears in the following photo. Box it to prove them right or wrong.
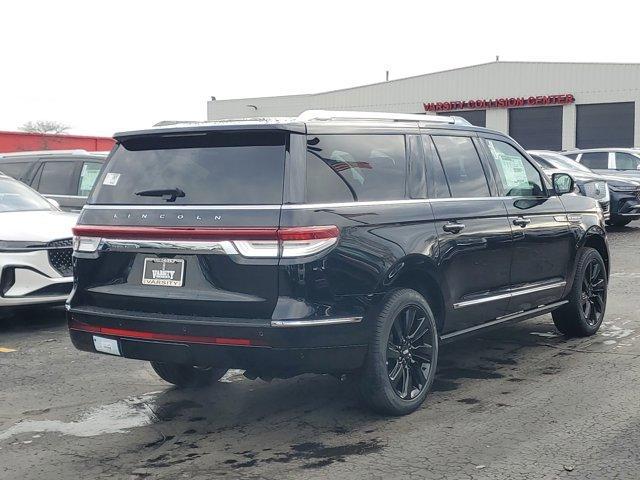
[0,149,107,157]
[296,110,456,124]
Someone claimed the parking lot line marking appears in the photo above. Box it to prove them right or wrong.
[0,347,17,353]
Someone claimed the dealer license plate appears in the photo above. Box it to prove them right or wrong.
[142,257,185,287]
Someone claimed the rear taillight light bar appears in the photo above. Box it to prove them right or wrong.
[72,225,339,258]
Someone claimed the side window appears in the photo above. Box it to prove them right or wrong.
[580,152,609,169]
[37,161,76,195]
[431,136,490,198]
[422,135,450,198]
[614,152,640,171]
[306,134,406,202]
[406,135,426,199]
[78,162,103,196]
[0,162,32,180]
[564,153,579,160]
[485,139,545,197]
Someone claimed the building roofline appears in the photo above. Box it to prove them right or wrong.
[210,60,640,103]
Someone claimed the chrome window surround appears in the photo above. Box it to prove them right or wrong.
[83,196,546,213]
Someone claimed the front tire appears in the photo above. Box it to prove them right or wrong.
[151,362,228,388]
[358,289,438,416]
[552,247,607,337]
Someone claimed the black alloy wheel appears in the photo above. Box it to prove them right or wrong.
[580,258,606,326]
[552,247,607,337]
[386,305,435,400]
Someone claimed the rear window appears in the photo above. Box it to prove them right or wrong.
[90,132,286,205]
[306,134,406,203]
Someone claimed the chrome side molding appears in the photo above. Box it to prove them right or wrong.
[453,281,567,309]
[270,317,363,328]
[441,300,569,342]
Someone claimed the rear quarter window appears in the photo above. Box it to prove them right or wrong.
[306,134,407,203]
[90,132,286,205]
[579,152,609,169]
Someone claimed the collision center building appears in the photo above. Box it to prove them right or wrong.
[207,61,640,151]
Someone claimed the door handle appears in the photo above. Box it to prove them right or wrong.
[513,217,531,228]
[442,222,465,234]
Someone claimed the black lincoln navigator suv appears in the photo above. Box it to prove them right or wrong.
[68,111,610,416]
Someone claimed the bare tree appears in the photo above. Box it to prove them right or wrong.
[19,120,70,135]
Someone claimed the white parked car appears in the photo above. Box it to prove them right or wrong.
[0,173,77,314]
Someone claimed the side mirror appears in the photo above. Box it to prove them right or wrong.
[46,197,61,209]
[552,173,574,195]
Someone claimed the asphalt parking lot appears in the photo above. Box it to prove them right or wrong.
[1,224,639,480]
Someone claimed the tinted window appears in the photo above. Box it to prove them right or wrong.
[486,140,544,197]
[0,161,32,180]
[306,135,406,202]
[91,132,286,205]
[38,161,76,195]
[564,153,579,160]
[422,136,450,198]
[0,178,54,212]
[432,136,490,198]
[78,162,103,196]
[406,135,426,199]
[615,152,640,171]
[580,152,609,169]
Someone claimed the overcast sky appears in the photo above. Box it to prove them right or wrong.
[1,0,637,136]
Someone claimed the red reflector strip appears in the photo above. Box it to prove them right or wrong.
[73,225,340,241]
[69,320,259,346]
[73,225,279,241]
[278,226,340,241]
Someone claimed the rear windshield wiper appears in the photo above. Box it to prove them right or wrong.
[135,187,185,202]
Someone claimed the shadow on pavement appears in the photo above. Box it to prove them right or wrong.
[0,306,66,333]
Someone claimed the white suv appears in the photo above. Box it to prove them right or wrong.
[0,174,77,316]
[564,148,640,180]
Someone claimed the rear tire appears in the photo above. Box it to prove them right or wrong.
[552,247,607,337]
[150,362,228,388]
[357,288,438,416]
[606,218,632,227]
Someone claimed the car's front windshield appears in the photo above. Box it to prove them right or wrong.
[540,153,593,173]
[0,177,55,213]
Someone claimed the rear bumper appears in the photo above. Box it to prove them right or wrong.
[67,308,369,374]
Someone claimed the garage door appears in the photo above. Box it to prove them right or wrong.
[576,102,635,148]
[437,110,486,127]
[508,106,563,150]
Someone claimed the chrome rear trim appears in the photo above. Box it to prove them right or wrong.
[270,317,363,328]
[99,238,238,255]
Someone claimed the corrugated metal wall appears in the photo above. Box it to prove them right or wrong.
[207,62,640,148]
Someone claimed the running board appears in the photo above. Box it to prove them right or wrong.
[440,300,568,344]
